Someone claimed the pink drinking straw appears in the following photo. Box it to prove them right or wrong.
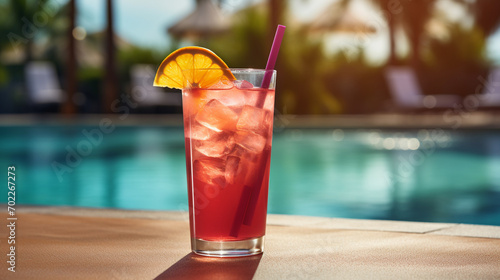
[255,25,286,108]
[231,25,286,237]
[261,24,286,89]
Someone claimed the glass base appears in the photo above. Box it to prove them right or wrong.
[192,236,264,257]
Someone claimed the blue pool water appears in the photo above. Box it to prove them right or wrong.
[1,125,500,226]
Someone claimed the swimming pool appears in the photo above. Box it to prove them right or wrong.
[1,125,499,226]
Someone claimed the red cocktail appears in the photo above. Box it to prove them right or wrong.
[183,69,276,256]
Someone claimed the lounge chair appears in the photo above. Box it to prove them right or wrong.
[25,61,65,105]
[385,67,460,110]
[477,68,500,107]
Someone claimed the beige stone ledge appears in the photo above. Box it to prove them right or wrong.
[16,205,500,239]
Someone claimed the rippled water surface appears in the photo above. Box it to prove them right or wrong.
[1,125,499,226]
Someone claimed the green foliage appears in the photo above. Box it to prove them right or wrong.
[278,27,341,114]
[78,67,103,81]
[424,25,487,68]
[0,65,8,85]
[77,67,103,100]
[0,0,495,114]
[321,50,388,114]
[207,7,269,68]
[420,25,489,97]
[206,7,341,114]
[0,0,60,58]
[117,46,164,79]
[0,1,13,50]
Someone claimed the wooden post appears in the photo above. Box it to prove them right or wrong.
[63,0,76,115]
[103,0,117,113]
[387,15,396,65]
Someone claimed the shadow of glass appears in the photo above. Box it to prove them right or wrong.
[154,253,262,280]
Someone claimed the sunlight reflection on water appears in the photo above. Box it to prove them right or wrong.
[1,126,499,226]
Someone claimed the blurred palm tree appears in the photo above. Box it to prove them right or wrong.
[369,0,396,64]
[371,0,436,67]
[6,0,54,62]
[464,0,500,36]
[372,0,500,66]
[400,0,435,67]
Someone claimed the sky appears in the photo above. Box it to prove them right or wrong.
[75,0,193,48]
[71,0,499,65]
[74,0,255,49]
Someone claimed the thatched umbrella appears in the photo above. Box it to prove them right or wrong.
[168,0,229,39]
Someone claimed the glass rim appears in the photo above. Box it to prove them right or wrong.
[181,68,277,74]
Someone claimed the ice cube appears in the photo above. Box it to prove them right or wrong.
[225,156,240,184]
[234,80,254,89]
[234,130,266,153]
[208,78,234,90]
[193,157,226,187]
[196,99,239,132]
[262,91,275,111]
[229,144,259,162]
[194,131,235,157]
[243,90,275,111]
[207,88,246,108]
[190,121,218,140]
[236,105,272,136]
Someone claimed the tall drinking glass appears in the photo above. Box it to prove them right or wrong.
[182,68,276,257]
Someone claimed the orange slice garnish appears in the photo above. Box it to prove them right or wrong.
[153,46,235,89]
